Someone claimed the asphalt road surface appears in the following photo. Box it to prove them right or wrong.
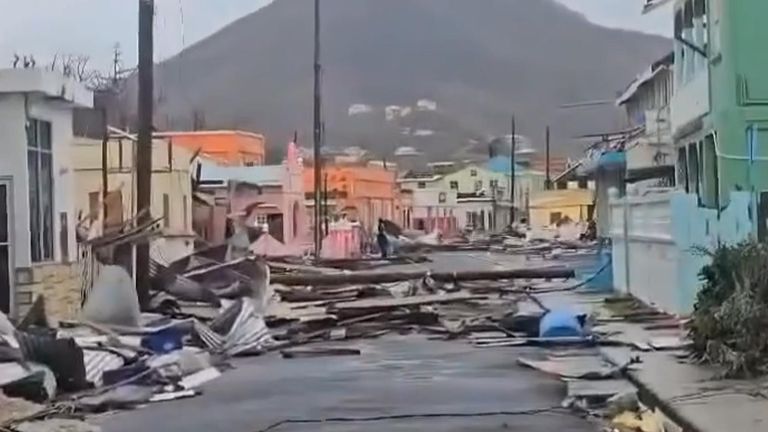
[101,253,596,432]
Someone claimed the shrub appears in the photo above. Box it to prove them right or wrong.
[688,240,768,378]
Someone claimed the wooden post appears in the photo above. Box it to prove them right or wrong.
[136,0,154,309]
[101,107,109,223]
[312,0,323,257]
[545,126,552,190]
[510,116,516,224]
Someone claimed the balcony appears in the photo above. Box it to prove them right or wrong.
[670,68,709,138]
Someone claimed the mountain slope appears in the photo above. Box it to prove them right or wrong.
[145,0,671,160]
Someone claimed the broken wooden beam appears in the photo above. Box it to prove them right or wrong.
[329,293,486,317]
[271,266,574,286]
[316,255,430,266]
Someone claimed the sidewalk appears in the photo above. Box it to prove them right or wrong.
[538,289,768,432]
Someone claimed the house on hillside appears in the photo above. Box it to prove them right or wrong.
[0,68,93,318]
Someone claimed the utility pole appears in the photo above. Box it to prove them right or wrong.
[312,0,323,258]
[545,126,552,190]
[323,172,329,236]
[136,0,154,309]
[509,116,516,225]
[101,107,109,223]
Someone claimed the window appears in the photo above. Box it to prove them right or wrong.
[163,194,170,228]
[489,179,499,189]
[256,214,268,226]
[474,180,483,192]
[27,119,54,262]
[449,181,459,190]
[417,182,426,189]
[701,133,719,208]
[687,142,700,196]
[710,0,722,56]
[438,192,447,204]
[470,169,478,177]
[677,147,689,193]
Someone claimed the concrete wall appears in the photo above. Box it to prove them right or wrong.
[14,262,81,321]
[610,188,752,314]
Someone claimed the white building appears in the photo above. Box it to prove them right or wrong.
[0,68,93,317]
[347,104,373,116]
[416,99,437,111]
[616,51,675,188]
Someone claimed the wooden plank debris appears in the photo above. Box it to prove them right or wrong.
[329,293,485,315]
[281,347,361,359]
[272,267,574,286]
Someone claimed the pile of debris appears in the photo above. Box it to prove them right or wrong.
[1,211,596,429]
[0,262,254,430]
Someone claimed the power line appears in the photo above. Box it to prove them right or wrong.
[255,406,568,432]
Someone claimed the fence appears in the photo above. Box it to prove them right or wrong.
[609,188,752,315]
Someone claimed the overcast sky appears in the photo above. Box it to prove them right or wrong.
[0,0,672,71]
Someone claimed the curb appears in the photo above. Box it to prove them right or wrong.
[599,348,700,432]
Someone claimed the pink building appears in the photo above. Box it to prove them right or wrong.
[194,142,307,246]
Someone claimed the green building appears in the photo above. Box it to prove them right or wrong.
[670,0,768,232]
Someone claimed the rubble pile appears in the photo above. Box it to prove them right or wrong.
[0,215,611,428]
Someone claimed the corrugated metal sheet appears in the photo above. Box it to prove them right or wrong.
[83,349,125,387]
[193,299,273,356]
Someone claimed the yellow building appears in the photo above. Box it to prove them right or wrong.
[72,135,195,246]
[529,188,595,227]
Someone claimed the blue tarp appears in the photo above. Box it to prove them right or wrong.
[539,309,584,338]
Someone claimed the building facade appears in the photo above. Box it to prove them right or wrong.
[606,0,768,314]
[616,52,676,187]
[197,141,306,245]
[0,68,93,317]
[303,161,400,233]
[669,0,768,217]
[156,130,267,166]
[72,134,196,257]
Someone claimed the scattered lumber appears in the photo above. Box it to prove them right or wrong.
[271,267,574,286]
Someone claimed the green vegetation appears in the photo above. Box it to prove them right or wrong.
[689,240,768,378]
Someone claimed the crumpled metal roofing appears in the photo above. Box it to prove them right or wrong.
[83,349,125,387]
[194,299,273,356]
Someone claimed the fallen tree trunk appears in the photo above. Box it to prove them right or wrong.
[271,266,574,286]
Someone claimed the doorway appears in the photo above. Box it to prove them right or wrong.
[268,214,285,243]
[0,179,12,313]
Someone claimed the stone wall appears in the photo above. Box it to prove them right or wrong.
[15,263,81,322]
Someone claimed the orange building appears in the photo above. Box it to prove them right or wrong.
[156,130,266,166]
[304,162,401,231]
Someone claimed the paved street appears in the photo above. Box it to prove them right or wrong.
[101,336,598,432]
[101,253,596,432]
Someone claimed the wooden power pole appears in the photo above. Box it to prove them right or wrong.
[545,126,552,190]
[312,0,323,258]
[509,116,516,224]
[136,0,154,308]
